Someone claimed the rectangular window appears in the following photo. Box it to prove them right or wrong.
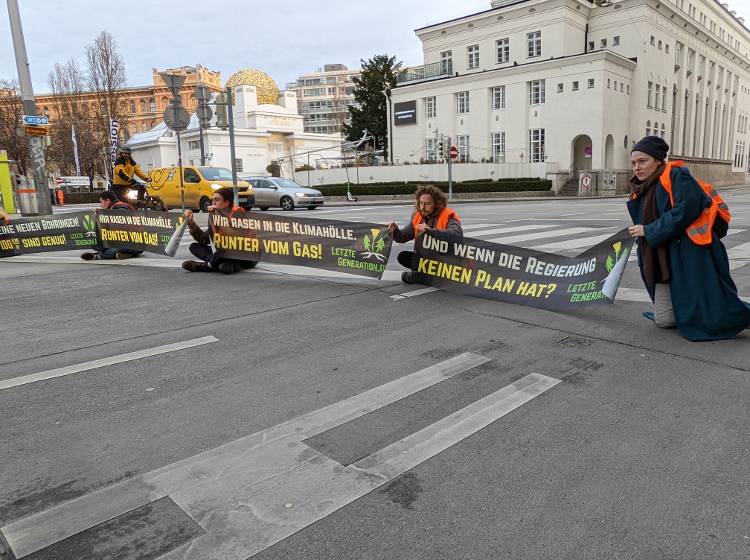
[658,40,663,50]
[662,85,667,111]
[456,135,470,163]
[235,158,243,172]
[188,140,200,150]
[600,38,607,49]
[496,38,509,64]
[655,84,661,109]
[665,44,670,54]
[572,81,579,91]
[647,81,653,107]
[650,35,656,46]
[440,50,453,74]
[425,96,436,118]
[527,30,542,58]
[491,86,505,109]
[613,35,620,46]
[426,138,437,162]
[588,41,595,51]
[528,80,545,105]
[607,79,611,89]
[491,132,506,163]
[557,82,564,93]
[528,128,545,162]
[467,44,480,69]
[587,78,595,89]
[456,91,470,114]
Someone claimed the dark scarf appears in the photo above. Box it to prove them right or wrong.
[630,164,670,289]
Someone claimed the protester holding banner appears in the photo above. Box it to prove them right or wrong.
[388,185,463,284]
[627,136,750,341]
[80,191,143,261]
[112,146,149,204]
[182,187,257,274]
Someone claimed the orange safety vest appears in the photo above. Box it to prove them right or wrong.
[411,207,460,230]
[658,161,731,245]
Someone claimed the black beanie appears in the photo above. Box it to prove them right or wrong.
[632,135,669,161]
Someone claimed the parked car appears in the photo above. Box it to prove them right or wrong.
[240,176,324,210]
[147,166,254,211]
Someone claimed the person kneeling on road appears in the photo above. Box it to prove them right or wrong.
[80,191,143,261]
[387,184,463,284]
[181,187,258,274]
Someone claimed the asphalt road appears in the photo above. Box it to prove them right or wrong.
[0,192,748,560]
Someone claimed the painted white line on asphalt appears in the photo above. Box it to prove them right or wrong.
[627,229,747,262]
[530,230,616,251]
[465,223,559,238]
[0,336,218,391]
[486,227,600,244]
[3,353,494,558]
[390,287,440,300]
[728,241,750,270]
[0,255,181,268]
[615,287,749,302]
[526,217,625,222]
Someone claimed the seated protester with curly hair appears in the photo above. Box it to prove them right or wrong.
[387,184,463,284]
[181,187,258,274]
[80,190,143,261]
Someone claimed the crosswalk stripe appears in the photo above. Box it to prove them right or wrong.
[465,224,559,238]
[530,230,617,251]
[485,227,600,245]
[728,241,750,270]
[0,336,218,391]
[628,229,748,262]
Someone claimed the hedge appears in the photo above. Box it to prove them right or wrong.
[316,179,551,197]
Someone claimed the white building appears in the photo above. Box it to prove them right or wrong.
[389,0,750,186]
[126,81,343,178]
[286,64,360,135]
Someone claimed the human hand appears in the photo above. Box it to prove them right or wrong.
[415,223,431,236]
[628,225,645,237]
[183,209,193,222]
[387,222,397,232]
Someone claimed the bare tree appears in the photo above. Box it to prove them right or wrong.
[85,30,128,174]
[0,79,28,175]
[46,60,103,181]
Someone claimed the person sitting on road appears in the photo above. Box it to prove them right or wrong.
[112,146,149,204]
[181,187,258,274]
[387,184,463,284]
[80,190,143,261]
[627,135,750,341]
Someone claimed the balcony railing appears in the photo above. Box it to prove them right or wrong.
[397,61,453,84]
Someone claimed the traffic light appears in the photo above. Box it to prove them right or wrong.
[438,139,444,160]
[214,93,228,130]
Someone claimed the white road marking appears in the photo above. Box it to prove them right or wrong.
[486,227,600,244]
[728,241,750,270]
[465,224,559,238]
[627,229,747,262]
[390,287,439,300]
[0,336,218,391]
[531,230,617,251]
[2,353,559,560]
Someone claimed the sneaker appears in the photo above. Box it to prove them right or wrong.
[218,262,236,275]
[182,260,210,272]
[115,251,134,260]
[80,252,98,261]
[401,271,415,284]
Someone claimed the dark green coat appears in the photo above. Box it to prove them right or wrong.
[626,166,750,341]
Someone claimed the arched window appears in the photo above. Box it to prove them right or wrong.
[130,100,136,113]
[149,98,156,112]
[660,123,666,138]
[653,121,659,134]
[140,99,146,113]
[142,122,149,132]
[646,120,651,136]
[42,106,49,116]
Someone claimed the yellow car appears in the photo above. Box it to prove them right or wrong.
[147,166,255,212]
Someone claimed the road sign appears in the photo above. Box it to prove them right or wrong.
[195,85,210,101]
[450,145,459,160]
[23,126,48,136]
[22,115,48,126]
[159,72,187,98]
[56,176,89,187]
[196,104,213,121]
[164,107,191,131]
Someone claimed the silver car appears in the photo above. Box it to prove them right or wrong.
[242,176,324,211]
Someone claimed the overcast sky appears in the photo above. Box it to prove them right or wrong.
[3,0,750,94]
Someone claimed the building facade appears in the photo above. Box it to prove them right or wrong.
[35,65,223,139]
[286,64,359,135]
[390,0,750,182]
[126,76,344,178]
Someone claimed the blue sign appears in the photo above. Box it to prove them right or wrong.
[22,115,49,126]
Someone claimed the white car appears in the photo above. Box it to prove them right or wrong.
[241,176,324,211]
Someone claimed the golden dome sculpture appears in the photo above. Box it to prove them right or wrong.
[225,69,280,105]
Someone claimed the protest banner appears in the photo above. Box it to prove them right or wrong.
[208,210,393,279]
[411,228,634,309]
[97,210,187,256]
[0,211,98,256]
